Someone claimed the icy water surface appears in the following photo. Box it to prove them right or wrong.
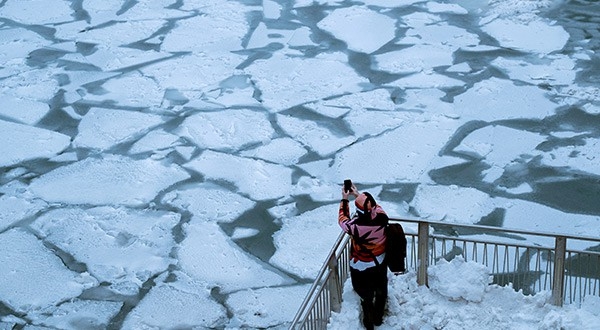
[0,0,599,328]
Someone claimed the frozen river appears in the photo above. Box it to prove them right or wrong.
[0,0,599,328]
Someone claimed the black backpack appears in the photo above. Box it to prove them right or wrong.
[385,223,407,273]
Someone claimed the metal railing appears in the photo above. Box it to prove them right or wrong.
[289,217,600,330]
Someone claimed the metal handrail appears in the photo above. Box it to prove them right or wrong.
[289,217,600,330]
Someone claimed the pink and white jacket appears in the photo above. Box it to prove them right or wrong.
[338,199,388,271]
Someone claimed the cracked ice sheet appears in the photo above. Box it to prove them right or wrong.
[0,120,70,168]
[160,5,250,53]
[0,0,72,25]
[411,184,496,224]
[373,44,455,74]
[122,272,227,329]
[28,299,122,330]
[0,195,46,232]
[0,96,49,125]
[186,150,292,201]
[162,182,255,223]
[307,88,398,117]
[28,154,190,206]
[540,137,600,177]
[411,184,600,246]
[1,69,58,106]
[0,229,97,314]
[481,17,569,55]
[73,20,167,48]
[178,221,291,293]
[400,23,480,48]
[491,56,577,86]
[317,6,396,54]
[175,109,274,152]
[129,129,182,155]
[315,115,460,184]
[240,138,307,166]
[276,114,356,157]
[244,52,369,112]
[387,71,465,89]
[81,0,182,25]
[73,108,165,150]
[31,207,180,295]
[453,125,547,182]
[141,51,246,92]
[0,27,50,67]
[81,73,166,108]
[226,284,312,329]
[269,204,341,279]
[453,77,557,122]
[270,204,342,279]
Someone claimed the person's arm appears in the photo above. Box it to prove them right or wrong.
[338,184,359,231]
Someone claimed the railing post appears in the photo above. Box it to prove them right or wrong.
[328,254,342,313]
[417,221,429,287]
[552,236,566,306]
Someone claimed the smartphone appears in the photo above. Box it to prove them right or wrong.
[344,179,352,193]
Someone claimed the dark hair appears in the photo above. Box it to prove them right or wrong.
[362,192,376,212]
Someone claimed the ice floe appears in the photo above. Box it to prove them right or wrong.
[481,18,569,54]
[31,207,180,295]
[325,115,460,183]
[270,204,341,278]
[29,155,190,206]
[175,109,274,152]
[226,284,312,328]
[178,221,291,293]
[162,182,256,223]
[244,52,369,112]
[122,272,228,329]
[453,77,557,121]
[28,299,122,329]
[185,150,293,201]
[317,6,397,54]
[73,108,165,150]
[0,120,70,168]
[0,229,97,314]
[0,195,46,232]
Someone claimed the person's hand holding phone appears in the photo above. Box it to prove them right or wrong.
[342,179,358,199]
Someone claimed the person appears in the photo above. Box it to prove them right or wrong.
[339,183,389,330]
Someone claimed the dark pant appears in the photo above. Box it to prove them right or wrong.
[350,264,388,329]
